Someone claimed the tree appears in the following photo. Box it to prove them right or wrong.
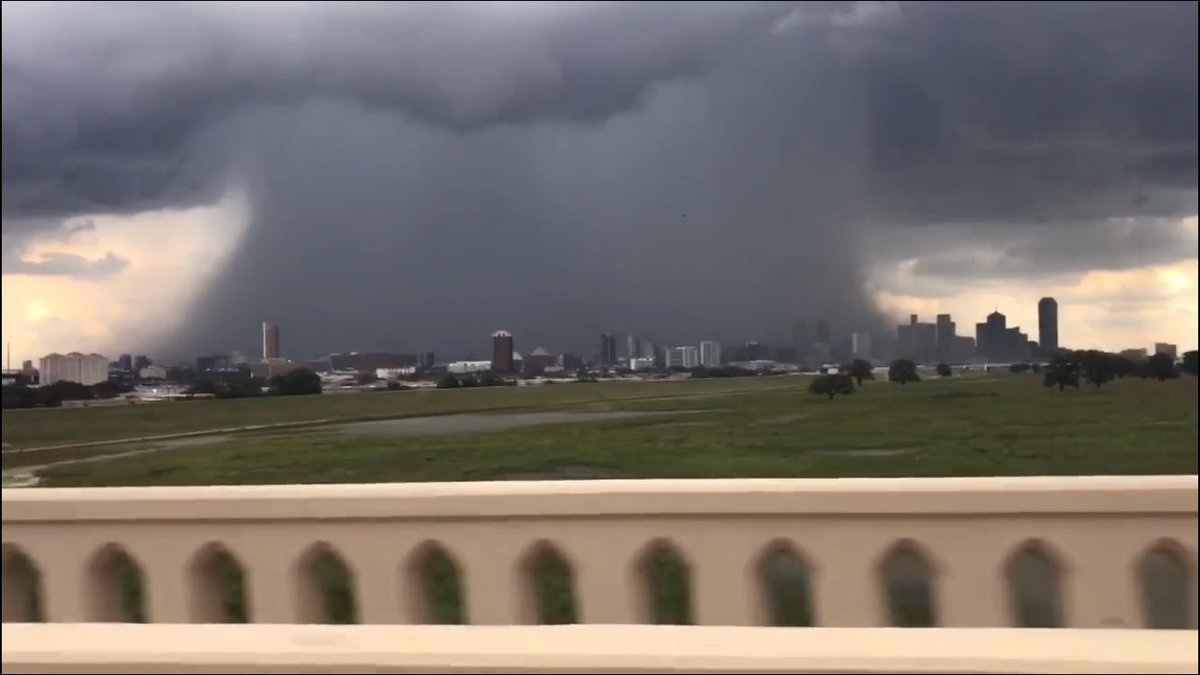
[1043,355,1080,392]
[1183,351,1199,377]
[935,363,952,378]
[888,359,920,385]
[1146,353,1179,381]
[354,371,378,386]
[808,373,855,400]
[268,368,322,396]
[1008,362,1031,374]
[846,359,875,387]
[1079,350,1115,389]
[437,374,462,389]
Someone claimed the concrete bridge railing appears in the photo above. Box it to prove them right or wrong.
[2,476,1197,629]
[4,624,1198,674]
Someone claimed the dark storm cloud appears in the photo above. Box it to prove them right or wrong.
[1,1,792,222]
[1,1,1196,357]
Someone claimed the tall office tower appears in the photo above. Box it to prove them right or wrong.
[851,332,872,358]
[491,331,515,373]
[699,341,722,367]
[600,333,618,366]
[626,334,642,359]
[815,319,831,345]
[262,322,281,360]
[1038,297,1059,352]
[935,314,956,359]
[791,318,810,361]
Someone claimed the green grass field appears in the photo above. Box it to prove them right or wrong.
[1,377,790,448]
[29,373,1199,488]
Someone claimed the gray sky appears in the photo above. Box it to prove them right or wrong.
[2,1,1196,359]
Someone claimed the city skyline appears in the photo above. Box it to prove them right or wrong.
[22,291,1189,375]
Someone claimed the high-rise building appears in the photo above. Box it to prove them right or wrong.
[791,318,810,362]
[39,352,109,385]
[1154,343,1178,359]
[744,340,765,361]
[975,310,1031,363]
[422,351,437,369]
[262,322,280,360]
[851,332,872,358]
[897,315,938,362]
[935,314,955,360]
[626,335,641,360]
[699,341,722,367]
[666,346,701,369]
[1038,297,1059,353]
[117,353,133,372]
[815,319,831,345]
[491,330,515,373]
[133,355,152,371]
[600,333,618,367]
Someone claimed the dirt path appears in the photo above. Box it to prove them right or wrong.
[2,435,231,488]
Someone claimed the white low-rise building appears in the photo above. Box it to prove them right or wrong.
[447,360,492,374]
[375,367,416,379]
[39,352,108,385]
[138,365,168,380]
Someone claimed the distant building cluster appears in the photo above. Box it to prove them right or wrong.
[7,292,1192,395]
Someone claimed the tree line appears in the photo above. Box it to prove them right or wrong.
[2,368,324,409]
[807,350,1197,401]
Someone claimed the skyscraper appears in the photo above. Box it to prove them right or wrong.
[975,310,1030,363]
[626,334,641,360]
[600,333,618,367]
[699,341,722,367]
[815,319,831,345]
[1038,297,1059,353]
[935,314,956,360]
[262,322,280,360]
[791,318,810,362]
[491,330,515,373]
[851,332,872,358]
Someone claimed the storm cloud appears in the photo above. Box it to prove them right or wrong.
[2,1,1196,359]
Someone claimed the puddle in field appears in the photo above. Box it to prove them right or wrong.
[752,414,809,426]
[807,448,913,458]
[338,411,668,437]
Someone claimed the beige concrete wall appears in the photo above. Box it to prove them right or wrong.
[2,476,1197,629]
[3,624,1198,674]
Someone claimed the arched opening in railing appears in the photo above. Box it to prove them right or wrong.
[404,541,465,624]
[879,540,938,627]
[189,543,249,623]
[519,541,577,625]
[295,543,357,624]
[757,540,815,627]
[85,544,146,623]
[2,544,44,623]
[1137,539,1194,629]
[636,539,692,625]
[1005,539,1065,628]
